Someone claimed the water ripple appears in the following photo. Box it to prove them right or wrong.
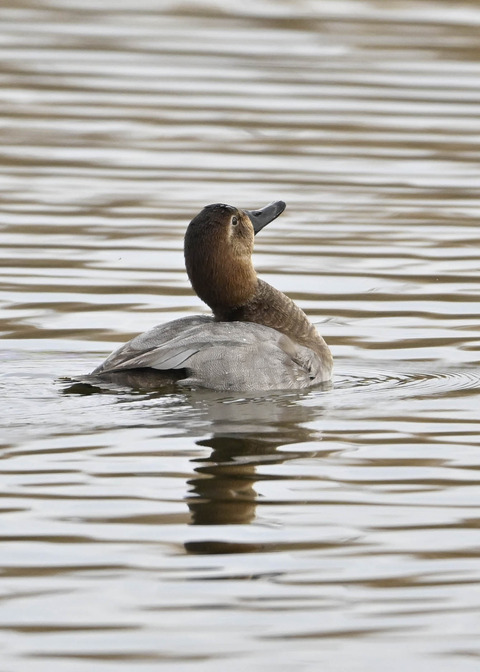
[336,363,480,399]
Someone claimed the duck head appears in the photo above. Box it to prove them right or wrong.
[184,201,286,318]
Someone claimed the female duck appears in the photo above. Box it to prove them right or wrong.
[92,202,333,391]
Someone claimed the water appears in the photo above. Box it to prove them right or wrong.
[1,1,480,670]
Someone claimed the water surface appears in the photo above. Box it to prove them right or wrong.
[1,1,480,670]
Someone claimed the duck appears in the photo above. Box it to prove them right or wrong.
[91,201,333,391]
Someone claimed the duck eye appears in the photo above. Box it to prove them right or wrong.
[231,216,238,226]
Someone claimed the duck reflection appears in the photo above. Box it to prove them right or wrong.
[187,435,275,527]
[184,390,330,554]
[61,376,331,554]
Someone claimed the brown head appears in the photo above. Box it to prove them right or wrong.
[184,201,286,318]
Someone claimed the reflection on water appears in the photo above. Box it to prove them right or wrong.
[1,1,480,671]
[186,399,326,532]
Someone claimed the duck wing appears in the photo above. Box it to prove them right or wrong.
[92,316,329,391]
[92,316,213,374]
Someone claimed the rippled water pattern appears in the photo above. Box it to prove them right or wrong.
[1,1,480,671]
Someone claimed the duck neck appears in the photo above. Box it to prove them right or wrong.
[188,254,258,316]
[214,278,330,360]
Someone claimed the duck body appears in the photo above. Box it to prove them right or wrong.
[93,314,331,391]
[92,202,333,391]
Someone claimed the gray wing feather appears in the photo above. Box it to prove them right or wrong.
[109,346,201,371]
[92,316,213,374]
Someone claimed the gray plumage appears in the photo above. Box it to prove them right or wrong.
[92,316,331,391]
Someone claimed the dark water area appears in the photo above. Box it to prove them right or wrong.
[1,1,480,670]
